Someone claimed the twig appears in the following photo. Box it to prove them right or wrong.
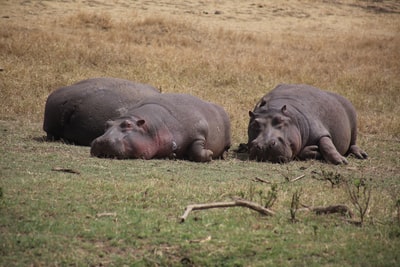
[180,198,275,223]
[253,174,305,184]
[189,236,212,243]
[290,174,305,183]
[51,167,80,175]
[300,204,354,218]
[253,177,272,184]
[96,212,117,218]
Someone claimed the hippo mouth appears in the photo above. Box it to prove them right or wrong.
[92,151,128,159]
[91,136,152,160]
[248,145,291,163]
[90,138,129,159]
[250,151,290,163]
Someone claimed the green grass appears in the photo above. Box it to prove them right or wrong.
[1,120,399,266]
[1,1,400,265]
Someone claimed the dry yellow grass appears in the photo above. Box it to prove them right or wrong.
[0,0,399,143]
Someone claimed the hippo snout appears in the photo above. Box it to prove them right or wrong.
[90,137,126,159]
[249,138,291,163]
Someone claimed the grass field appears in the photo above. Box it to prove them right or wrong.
[1,0,400,266]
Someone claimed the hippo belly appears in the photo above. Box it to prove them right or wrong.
[90,93,231,162]
[247,84,368,164]
[43,77,160,146]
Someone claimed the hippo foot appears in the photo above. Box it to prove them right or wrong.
[189,139,214,162]
[330,155,348,165]
[46,133,60,142]
[349,145,368,159]
[189,149,213,162]
[297,145,322,160]
[319,136,348,165]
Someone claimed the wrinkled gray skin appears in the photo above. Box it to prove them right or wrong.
[248,84,368,164]
[91,93,231,162]
[43,77,160,146]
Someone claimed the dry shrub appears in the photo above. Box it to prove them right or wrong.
[65,11,113,30]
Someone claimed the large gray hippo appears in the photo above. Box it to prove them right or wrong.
[248,84,368,164]
[90,93,231,162]
[43,77,160,146]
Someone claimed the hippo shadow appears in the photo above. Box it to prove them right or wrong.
[33,135,77,146]
[33,135,48,143]
[35,135,252,161]
[231,143,250,161]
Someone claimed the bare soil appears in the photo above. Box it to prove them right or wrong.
[2,0,400,36]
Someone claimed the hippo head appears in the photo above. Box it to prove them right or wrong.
[247,105,301,163]
[90,116,171,159]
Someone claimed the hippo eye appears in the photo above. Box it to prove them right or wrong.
[105,120,114,130]
[120,120,134,129]
[272,117,283,126]
[251,120,261,131]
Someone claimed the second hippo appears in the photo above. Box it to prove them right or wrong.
[91,93,231,162]
[248,84,368,164]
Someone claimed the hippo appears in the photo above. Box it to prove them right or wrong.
[247,84,368,164]
[43,77,160,146]
[90,93,231,162]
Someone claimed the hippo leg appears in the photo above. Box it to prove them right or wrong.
[188,139,214,162]
[348,145,368,159]
[318,136,348,165]
[297,145,322,160]
[46,133,59,141]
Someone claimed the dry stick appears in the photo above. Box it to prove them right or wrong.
[180,198,275,223]
[253,177,272,184]
[253,174,305,184]
[96,212,117,218]
[290,174,305,183]
[51,167,80,175]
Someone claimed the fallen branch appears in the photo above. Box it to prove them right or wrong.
[180,198,275,223]
[189,235,212,243]
[253,174,305,184]
[300,204,354,218]
[51,167,80,175]
[253,177,271,184]
[290,174,305,183]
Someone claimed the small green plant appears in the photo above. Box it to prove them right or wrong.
[396,199,400,225]
[290,188,302,223]
[312,170,344,188]
[387,184,400,225]
[262,183,278,209]
[241,183,278,209]
[345,178,371,226]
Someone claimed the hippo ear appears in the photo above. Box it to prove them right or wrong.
[258,100,267,108]
[249,111,255,119]
[136,119,146,127]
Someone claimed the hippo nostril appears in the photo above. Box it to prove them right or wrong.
[250,140,260,150]
[268,139,276,148]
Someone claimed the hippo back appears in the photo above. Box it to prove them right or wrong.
[43,77,160,146]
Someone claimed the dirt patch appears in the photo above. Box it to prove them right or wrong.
[2,0,399,36]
